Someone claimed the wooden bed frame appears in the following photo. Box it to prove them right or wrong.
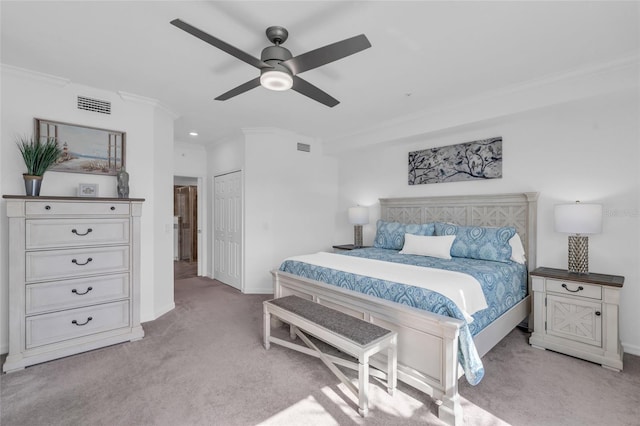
[271,192,538,425]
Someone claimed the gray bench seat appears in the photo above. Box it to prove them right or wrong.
[263,295,398,416]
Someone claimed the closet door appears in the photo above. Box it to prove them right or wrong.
[213,171,242,290]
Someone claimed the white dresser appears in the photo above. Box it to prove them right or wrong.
[3,196,145,373]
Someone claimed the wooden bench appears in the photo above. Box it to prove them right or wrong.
[263,295,398,416]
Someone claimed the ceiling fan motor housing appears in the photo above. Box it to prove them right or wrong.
[261,45,294,76]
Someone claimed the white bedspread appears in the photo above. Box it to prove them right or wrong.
[284,252,488,322]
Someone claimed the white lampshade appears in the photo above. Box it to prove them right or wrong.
[554,202,602,235]
[260,70,293,91]
[348,206,369,225]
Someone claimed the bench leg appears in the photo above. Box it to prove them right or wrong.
[358,356,369,417]
[290,324,298,340]
[387,335,397,395]
[263,305,271,350]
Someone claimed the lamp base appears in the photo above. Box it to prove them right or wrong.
[568,235,589,274]
[353,225,363,248]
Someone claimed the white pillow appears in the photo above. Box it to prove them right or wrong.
[399,234,456,259]
[509,233,526,264]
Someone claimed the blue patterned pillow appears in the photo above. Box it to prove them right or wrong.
[434,223,516,263]
[374,220,435,250]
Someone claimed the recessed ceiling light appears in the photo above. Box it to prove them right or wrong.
[189,132,198,136]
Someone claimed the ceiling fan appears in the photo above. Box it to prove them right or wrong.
[170,19,371,107]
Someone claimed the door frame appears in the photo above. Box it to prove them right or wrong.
[173,174,206,277]
[213,169,244,292]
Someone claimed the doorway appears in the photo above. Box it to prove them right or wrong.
[174,179,198,279]
[213,171,242,290]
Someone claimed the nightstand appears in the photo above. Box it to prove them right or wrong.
[529,267,624,371]
[332,244,370,251]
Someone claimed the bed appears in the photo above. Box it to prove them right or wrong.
[271,192,538,425]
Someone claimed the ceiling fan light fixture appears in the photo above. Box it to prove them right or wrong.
[260,70,293,91]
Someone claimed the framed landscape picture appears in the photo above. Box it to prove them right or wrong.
[35,118,125,176]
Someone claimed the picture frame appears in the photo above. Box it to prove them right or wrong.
[35,118,125,176]
[78,183,99,197]
[408,136,503,185]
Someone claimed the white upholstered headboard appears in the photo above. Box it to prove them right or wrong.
[379,192,539,271]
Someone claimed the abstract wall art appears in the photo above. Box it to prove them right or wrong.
[408,136,502,185]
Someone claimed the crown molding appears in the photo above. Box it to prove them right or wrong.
[324,53,639,154]
[117,91,180,119]
[0,63,71,87]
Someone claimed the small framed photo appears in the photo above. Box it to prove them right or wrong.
[78,183,99,198]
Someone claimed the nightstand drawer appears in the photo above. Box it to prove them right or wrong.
[546,278,602,300]
[26,219,130,249]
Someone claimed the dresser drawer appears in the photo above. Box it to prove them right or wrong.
[26,219,130,249]
[26,246,130,282]
[546,278,602,300]
[25,201,130,216]
[26,300,130,349]
[26,273,129,315]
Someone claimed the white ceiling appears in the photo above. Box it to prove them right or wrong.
[1,1,638,145]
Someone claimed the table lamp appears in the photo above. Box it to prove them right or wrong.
[348,206,369,248]
[554,201,602,274]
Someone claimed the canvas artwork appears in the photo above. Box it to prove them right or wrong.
[408,137,502,185]
[36,118,125,176]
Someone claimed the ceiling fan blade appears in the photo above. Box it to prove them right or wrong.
[171,19,271,70]
[215,77,261,101]
[291,76,339,107]
[281,34,371,75]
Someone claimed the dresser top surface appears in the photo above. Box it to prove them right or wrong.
[3,195,145,202]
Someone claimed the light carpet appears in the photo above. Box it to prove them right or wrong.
[2,276,638,426]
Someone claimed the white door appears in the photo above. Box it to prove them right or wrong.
[214,171,242,290]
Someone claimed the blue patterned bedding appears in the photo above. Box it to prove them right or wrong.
[278,247,528,385]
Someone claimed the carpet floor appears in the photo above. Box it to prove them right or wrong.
[1,276,639,426]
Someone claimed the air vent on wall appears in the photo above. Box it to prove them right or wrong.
[297,142,311,152]
[77,96,111,115]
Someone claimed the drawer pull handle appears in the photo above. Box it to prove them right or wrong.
[110,206,116,211]
[72,228,93,236]
[45,205,51,210]
[561,283,584,293]
[595,311,602,316]
[71,286,93,295]
[71,257,93,266]
[72,317,93,326]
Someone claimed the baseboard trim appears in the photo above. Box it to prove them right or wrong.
[622,342,640,356]
[149,302,176,321]
[243,287,274,295]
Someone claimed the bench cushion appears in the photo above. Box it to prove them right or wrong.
[269,295,392,346]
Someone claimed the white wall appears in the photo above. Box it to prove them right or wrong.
[174,141,207,177]
[207,128,339,294]
[151,105,176,317]
[244,129,339,293]
[0,66,176,352]
[333,90,640,355]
